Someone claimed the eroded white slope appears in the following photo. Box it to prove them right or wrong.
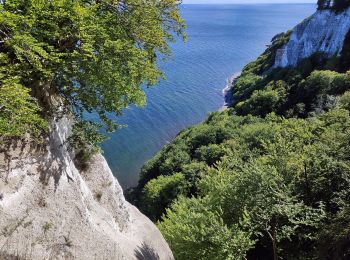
[0,116,173,260]
[274,6,350,68]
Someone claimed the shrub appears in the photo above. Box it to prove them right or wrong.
[142,173,187,220]
[194,144,226,166]
[0,81,47,141]
[338,91,350,110]
[158,196,254,260]
[235,87,284,116]
[233,73,263,102]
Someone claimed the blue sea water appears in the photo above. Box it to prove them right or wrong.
[101,4,316,189]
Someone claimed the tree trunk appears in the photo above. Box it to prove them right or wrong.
[272,224,278,260]
[267,220,278,260]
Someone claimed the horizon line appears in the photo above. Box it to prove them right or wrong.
[181,3,316,4]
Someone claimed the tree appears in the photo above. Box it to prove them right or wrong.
[194,144,225,166]
[233,73,263,102]
[0,80,47,140]
[158,196,254,260]
[141,173,187,220]
[0,0,185,146]
[202,158,325,260]
[294,70,350,115]
[158,156,325,260]
[338,91,350,111]
[235,84,286,116]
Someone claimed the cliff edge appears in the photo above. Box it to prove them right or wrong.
[274,5,350,68]
[0,116,173,259]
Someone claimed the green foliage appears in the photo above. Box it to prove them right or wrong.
[134,6,350,260]
[194,144,225,166]
[233,62,350,118]
[67,121,107,169]
[0,80,47,140]
[233,73,263,102]
[159,148,191,175]
[158,196,255,260]
[242,31,292,75]
[142,173,187,220]
[0,0,185,143]
[338,91,350,110]
[296,70,350,115]
[318,206,350,259]
[200,158,324,259]
[301,70,350,98]
[136,107,350,258]
[180,161,208,194]
[235,81,287,116]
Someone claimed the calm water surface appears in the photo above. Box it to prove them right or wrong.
[101,4,316,189]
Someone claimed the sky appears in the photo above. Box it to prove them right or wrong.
[183,0,316,4]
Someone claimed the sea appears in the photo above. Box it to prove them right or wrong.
[100,4,316,189]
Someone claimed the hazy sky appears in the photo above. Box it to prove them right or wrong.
[183,0,316,4]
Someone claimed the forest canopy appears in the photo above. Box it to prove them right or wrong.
[130,14,350,259]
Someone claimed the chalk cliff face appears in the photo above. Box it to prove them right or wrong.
[274,6,350,68]
[0,116,173,259]
[318,0,335,9]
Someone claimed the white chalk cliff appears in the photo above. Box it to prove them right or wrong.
[0,116,173,259]
[274,6,350,68]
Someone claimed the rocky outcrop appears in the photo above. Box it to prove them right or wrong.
[0,116,173,259]
[318,0,335,9]
[318,0,350,10]
[274,6,350,68]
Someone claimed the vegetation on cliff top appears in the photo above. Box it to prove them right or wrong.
[130,9,350,259]
[317,0,350,11]
[0,0,185,149]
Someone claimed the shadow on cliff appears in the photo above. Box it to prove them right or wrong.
[38,122,74,191]
[134,243,160,260]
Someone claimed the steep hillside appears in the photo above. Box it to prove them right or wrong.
[131,5,350,260]
[274,5,350,68]
[0,115,174,259]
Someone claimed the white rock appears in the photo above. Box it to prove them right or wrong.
[0,116,173,260]
[274,6,350,68]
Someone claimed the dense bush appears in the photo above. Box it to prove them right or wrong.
[338,91,350,110]
[142,173,187,220]
[234,64,350,118]
[0,80,47,141]
[158,107,350,260]
[233,73,263,102]
[235,80,287,116]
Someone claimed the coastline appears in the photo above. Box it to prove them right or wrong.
[220,71,241,111]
